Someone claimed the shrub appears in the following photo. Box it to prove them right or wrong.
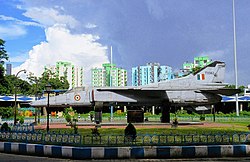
[173,117,178,125]
[64,107,78,134]
[240,111,250,116]
[1,122,11,132]
[65,114,71,123]
[0,107,13,119]
[19,116,24,124]
[200,115,205,121]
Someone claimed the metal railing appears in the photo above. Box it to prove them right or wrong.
[0,123,34,133]
[0,131,81,146]
[0,130,248,146]
[81,133,249,146]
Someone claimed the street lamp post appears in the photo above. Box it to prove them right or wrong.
[232,0,239,116]
[45,83,52,132]
[110,46,113,122]
[14,69,26,125]
[34,78,39,125]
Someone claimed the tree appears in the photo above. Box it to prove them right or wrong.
[1,75,31,95]
[0,107,13,119]
[27,71,69,96]
[0,39,8,64]
[0,39,9,86]
[225,84,244,95]
[0,39,8,79]
[64,107,78,134]
[27,72,43,96]
[191,66,202,74]
[0,39,9,94]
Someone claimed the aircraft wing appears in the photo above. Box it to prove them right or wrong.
[96,87,163,91]
[96,87,167,98]
[200,88,241,96]
[96,87,142,91]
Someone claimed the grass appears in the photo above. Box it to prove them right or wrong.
[21,111,249,136]
[43,121,249,137]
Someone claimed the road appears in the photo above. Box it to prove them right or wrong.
[0,153,250,162]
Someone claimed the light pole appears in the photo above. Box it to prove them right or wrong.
[232,0,239,116]
[110,46,113,122]
[14,69,26,125]
[45,83,52,132]
[34,78,39,125]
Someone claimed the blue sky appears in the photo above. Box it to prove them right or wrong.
[0,0,250,86]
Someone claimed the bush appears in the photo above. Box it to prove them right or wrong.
[1,122,11,132]
[173,117,178,125]
[0,107,13,119]
[64,107,78,134]
[200,115,205,121]
[240,111,250,116]
[65,114,71,123]
[19,116,24,124]
[124,123,136,140]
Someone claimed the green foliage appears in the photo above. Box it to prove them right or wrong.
[0,38,68,95]
[27,71,69,96]
[200,114,205,121]
[65,114,71,123]
[191,66,202,74]
[239,111,250,116]
[64,107,78,134]
[6,75,31,95]
[113,111,127,116]
[0,64,4,80]
[0,122,10,132]
[0,107,13,119]
[0,39,8,65]
[49,77,69,90]
[0,39,8,90]
[18,116,24,124]
[172,117,178,125]
[0,75,31,95]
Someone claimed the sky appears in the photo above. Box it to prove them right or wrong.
[1,0,250,86]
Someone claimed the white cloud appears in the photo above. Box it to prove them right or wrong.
[146,0,165,20]
[0,15,42,27]
[85,23,97,29]
[14,25,109,85]
[9,53,29,63]
[0,15,17,21]
[0,25,26,39]
[23,7,79,29]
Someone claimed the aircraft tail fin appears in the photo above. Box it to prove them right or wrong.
[189,61,226,83]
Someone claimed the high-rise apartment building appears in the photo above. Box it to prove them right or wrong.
[45,61,84,89]
[182,56,211,73]
[194,56,211,68]
[91,63,127,87]
[5,63,12,75]
[91,68,106,87]
[132,63,174,86]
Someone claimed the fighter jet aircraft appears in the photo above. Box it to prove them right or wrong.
[31,61,240,122]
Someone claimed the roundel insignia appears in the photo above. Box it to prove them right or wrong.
[74,95,81,101]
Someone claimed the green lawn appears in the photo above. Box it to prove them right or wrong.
[45,121,249,136]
